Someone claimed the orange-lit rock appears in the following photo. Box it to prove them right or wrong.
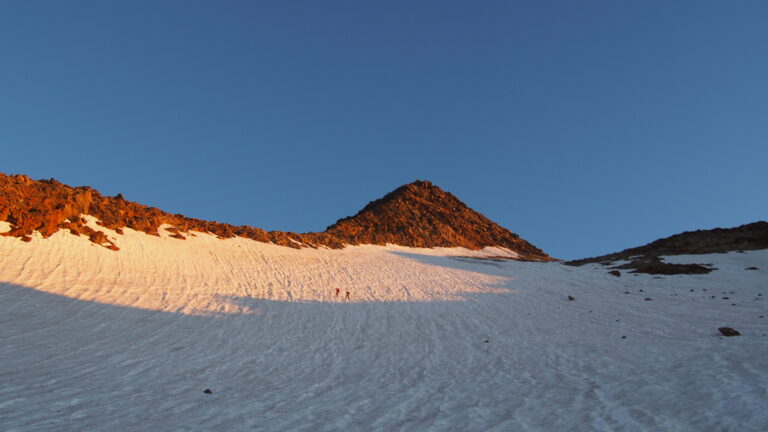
[0,173,552,260]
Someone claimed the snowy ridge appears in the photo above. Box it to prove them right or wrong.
[1,225,767,431]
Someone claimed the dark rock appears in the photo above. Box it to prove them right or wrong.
[89,231,108,244]
[169,230,186,240]
[644,297,652,301]
[621,335,627,339]
[608,270,621,277]
[626,258,715,275]
[718,327,740,337]
[567,295,576,301]
[203,389,213,394]
[746,266,758,270]
[567,221,768,266]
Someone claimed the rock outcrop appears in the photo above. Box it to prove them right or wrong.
[0,174,314,250]
[568,221,767,265]
[566,221,768,274]
[0,174,551,260]
[611,257,714,275]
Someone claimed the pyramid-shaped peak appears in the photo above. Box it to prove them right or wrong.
[324,181,552,260]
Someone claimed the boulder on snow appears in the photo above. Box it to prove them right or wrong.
[608,270,621,277]
[718,327,740,337]
[567,295,575,301]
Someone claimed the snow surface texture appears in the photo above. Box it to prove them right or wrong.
[1,222,767,431]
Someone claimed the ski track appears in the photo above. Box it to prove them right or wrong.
[1,223,767,431]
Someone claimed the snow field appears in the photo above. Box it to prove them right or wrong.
[1,224,767,431]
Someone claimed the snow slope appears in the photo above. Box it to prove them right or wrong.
[1,223,767,431]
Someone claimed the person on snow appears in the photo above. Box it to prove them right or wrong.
[345,291,350,301]
[336,288,340,297]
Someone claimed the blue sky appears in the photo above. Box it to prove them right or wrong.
[1,1,766,259]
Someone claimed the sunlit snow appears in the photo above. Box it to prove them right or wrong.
[1,225,766,431]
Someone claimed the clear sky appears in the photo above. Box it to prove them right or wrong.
[1,1,766,260]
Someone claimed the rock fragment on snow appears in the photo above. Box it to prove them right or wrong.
[718,327,740,337]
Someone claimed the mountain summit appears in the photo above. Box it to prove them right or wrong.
[325,180,550,259]
[0,174,551,260]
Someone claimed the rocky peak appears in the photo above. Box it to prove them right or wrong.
[323,180,552,260]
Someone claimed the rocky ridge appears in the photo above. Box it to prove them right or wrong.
[0,174,552,261]
[567,221,768,273]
